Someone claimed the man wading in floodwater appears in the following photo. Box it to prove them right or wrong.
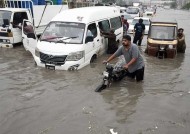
[103,35,145,82]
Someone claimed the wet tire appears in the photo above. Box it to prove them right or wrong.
[90,55,97,63]
[95,83,107,92]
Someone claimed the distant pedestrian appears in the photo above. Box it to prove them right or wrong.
[133,18,145,46]
[177,28,186,53]
[123,19,129,35]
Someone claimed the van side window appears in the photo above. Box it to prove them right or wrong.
[87,23,97,38]
[110,17,122,30]
[13,12,28,27]
[98,20,110,32]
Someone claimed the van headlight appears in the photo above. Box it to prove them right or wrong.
[66,51,84,61]
[168,45,173,49]
[35,48,40,57]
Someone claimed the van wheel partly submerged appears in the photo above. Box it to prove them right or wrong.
[90,55,97,63]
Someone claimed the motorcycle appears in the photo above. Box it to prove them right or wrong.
[95,56,128,92]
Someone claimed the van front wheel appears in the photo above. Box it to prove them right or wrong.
[90,55,97,63]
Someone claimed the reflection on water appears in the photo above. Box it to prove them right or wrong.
[101,81,144,124]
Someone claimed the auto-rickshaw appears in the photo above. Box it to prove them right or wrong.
[146,18,178,58]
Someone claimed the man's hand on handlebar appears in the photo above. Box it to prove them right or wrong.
[102,60,108,64]
[123,64,128,69]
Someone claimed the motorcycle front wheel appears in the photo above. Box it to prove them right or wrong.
[95,81,107,92]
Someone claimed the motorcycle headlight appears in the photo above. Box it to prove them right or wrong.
[103,71,109,77]
[66,51,84,61]
[35,48,40,57]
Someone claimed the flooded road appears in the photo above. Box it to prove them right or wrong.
[0,9,190,134]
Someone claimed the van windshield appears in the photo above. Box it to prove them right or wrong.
[40,22,85,44]
[149,25,176,40]
[0,10,12,26]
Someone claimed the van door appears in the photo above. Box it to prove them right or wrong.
[109,16,123,42]
[12,12,29,44]
[84,23,100,62]
[22,19,37,57]
[98,19,111,54]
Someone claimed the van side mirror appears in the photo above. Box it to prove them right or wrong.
[27,33,36,39]
[85,36,93,43]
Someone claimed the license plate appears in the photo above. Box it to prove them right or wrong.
[45,63,55,70]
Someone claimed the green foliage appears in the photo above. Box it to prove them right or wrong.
[170,2,177,9]
[182,2,190,10]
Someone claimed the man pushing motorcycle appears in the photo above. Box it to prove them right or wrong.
[103,35,145,82]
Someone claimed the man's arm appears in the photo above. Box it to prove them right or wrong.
[179,34,185,41]
[104,54,117,63]
[133,24,137,36]
[103,46,122,63]
[102,33,115,38]
[141,24,145,39]
[126,22,129,31]
[123,58,137,69]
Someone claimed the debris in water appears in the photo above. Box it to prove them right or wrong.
[110,128,118,134]
[82,107,92,114]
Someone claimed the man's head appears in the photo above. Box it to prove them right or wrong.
[139,18,143,23]
[178,28,184,32]
[110,28,115,33]
[178,28,184,36]
[122,35,131,47]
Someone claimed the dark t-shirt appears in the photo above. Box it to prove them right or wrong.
[134,23,145,36]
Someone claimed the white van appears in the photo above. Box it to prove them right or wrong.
[22,6,123,70]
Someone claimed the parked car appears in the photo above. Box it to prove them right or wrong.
[143,8,155,17]
[144,8,154,17]
[128,17,150,34]
[120,13,133,24]
[126,7,140,18]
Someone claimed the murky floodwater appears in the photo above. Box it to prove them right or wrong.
[0,9,190,134]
